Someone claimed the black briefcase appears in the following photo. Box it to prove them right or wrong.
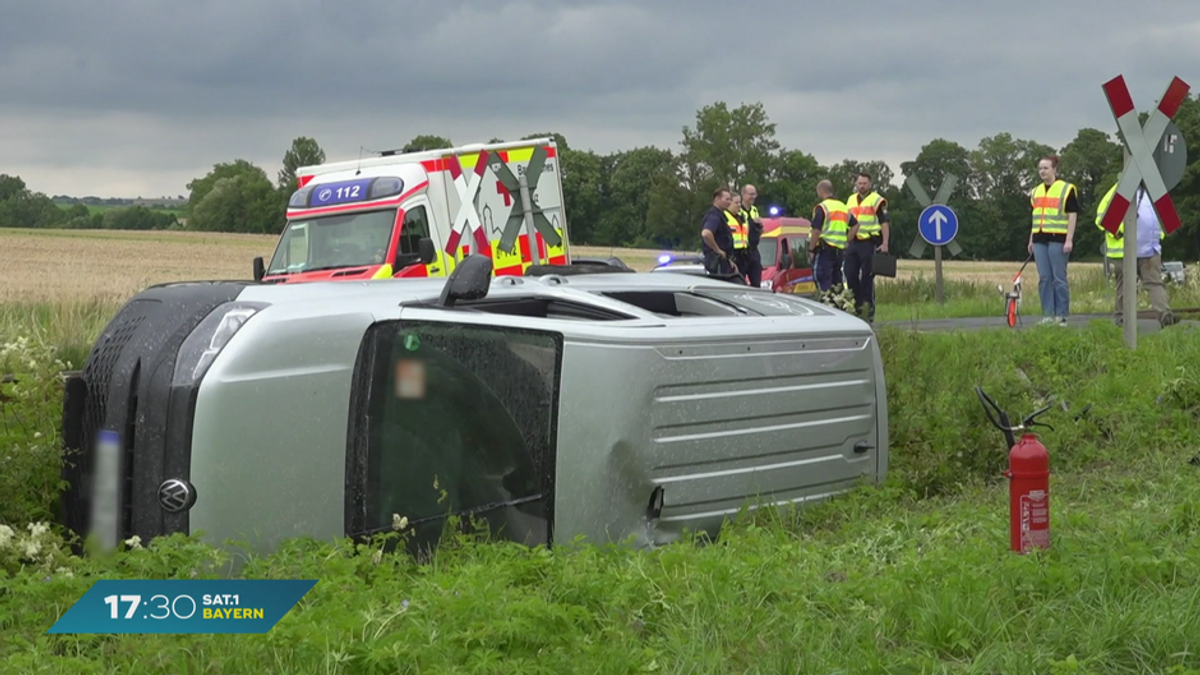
[872,252,897,278]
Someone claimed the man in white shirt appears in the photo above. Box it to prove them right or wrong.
[1095,184,1175,327]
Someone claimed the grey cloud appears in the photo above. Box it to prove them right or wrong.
[2,0,1199,197]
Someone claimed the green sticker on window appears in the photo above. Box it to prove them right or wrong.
[403,334,420,351]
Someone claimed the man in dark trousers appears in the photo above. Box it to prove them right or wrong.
[700,187,740,279]
[809,179,856,293]
[739,184,765,287]
[844,172,890,322]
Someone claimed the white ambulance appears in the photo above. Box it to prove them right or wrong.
[254,138,572,283]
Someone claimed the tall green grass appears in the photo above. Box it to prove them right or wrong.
[875,265,1200,321]
[5,291,1200,671]
[0,299,121,368]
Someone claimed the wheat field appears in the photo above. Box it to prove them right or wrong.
[2,227,1104,304]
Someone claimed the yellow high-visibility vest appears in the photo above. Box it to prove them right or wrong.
[1094,182,1164,259]
[739,204,759,222]
[725,210,748,249]
[816,198,849,249]
[847,191,884,239]
[1030,179,1076,235]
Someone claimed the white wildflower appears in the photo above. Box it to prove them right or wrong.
[24,540,42,560]
[124,535,142,550]
[0,524,14,548]
[28,522,49,537]
[392,514,408,531]
[372,548,383,565]
[55,567,74,579]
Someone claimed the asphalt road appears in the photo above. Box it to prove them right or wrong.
[878,313,1200,333]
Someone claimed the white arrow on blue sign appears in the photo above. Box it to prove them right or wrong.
[918,204,959,246]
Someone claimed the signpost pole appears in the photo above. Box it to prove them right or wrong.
[934,245,944,304]
[1101,73,1190,348]
[1121,148,1138,349]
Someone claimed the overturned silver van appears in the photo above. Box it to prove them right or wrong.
[60,256,889,557]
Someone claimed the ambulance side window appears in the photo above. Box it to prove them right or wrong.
[400,206,431,257]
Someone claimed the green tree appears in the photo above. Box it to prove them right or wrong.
[187,161,282,233]
[402,135,452,153]
[595,147,676,247]
[278,137,326,190]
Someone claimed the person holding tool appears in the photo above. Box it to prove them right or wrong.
[1027,155,1078,326]
[844,172,890,322]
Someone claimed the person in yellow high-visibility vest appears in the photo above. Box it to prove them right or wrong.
[725,193,750,284]
[739,184,765,287]
[809,179,855,293]
[1027,155,1079,326]
[845,172,890,322]
[1095,181,1174,327]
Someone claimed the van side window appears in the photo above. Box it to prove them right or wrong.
[400,206,431,257]
[345,321,563,555]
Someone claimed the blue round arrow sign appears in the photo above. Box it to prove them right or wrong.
[918,204,959,246]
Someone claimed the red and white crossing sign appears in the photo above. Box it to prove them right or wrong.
[1099,74,1191,235]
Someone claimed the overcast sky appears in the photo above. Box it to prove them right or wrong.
[2,0,1198,199]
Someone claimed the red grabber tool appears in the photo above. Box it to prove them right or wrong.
[976,387,1054,554]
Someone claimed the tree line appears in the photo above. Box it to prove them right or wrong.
[4,98,1200,261]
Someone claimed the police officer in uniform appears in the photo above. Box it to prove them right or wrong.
[726,193,751,282]
[809,179,855,293]
[700,187,740,279]
[844,172,890,321]
[739,184,765,287]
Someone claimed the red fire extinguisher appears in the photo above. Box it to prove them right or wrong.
[976,388,1054,554]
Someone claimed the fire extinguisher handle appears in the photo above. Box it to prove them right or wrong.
[1023,403,1055,431]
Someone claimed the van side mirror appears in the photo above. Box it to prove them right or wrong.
[253,256,265,281]
[437,254,493,307]
[418,238,436,265]
[780,253,792,270]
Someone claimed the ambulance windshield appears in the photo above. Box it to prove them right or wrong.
[267,209,396,275]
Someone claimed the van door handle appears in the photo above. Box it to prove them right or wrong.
[853,441,872,454]
[429,266,440,273]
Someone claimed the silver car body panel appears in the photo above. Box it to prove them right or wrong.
[88,271,886,555]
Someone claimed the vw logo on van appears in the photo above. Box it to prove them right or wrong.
[157,479,197,513]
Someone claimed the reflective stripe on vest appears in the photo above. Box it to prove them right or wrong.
[725,210,748,249]
[1094,182,1164,259]
[1030,180,1074,235]
[847,191,883,239]
[818,198,849,249]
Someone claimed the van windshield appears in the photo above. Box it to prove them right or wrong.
[267,209,397,274]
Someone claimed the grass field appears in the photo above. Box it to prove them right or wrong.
[6,227,1200,670]
[3,225,1200,364]
[5,312,1200,670]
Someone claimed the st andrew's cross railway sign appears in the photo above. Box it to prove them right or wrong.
[489,146,564,257]
[906,173,963,305]
[1099,74,1191,235]
[906,173,963,258]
